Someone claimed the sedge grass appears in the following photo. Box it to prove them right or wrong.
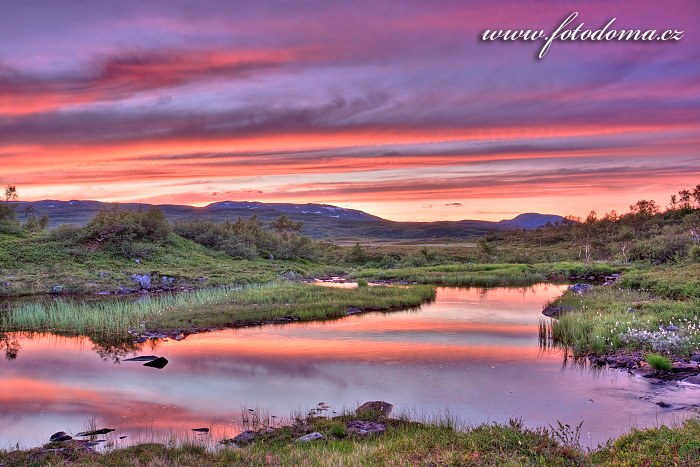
[1,282,436,338]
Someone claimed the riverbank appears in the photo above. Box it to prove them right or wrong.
[2,404,699,466]
[1,282,436,341]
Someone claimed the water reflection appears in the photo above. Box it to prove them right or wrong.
[1,284,698,449]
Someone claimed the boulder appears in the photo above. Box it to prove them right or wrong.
[568,283,593,294]
[356,401,393,418]
[131,274,151,290]
[295,432,325,442]
[50,285,65,294]
[222,430,257,446]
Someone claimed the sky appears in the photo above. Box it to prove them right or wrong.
[1,0,699,221]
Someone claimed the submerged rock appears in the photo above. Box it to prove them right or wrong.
[49,431,72,442]
[124,355,160,362]
[143,357,168,369]
[542,305,574,318]
[75,428,115,437]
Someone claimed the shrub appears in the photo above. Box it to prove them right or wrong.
[690,244,700,262]
[82,205,172,257]
[646,353,672,371]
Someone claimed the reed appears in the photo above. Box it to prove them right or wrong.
[1,282,436,337]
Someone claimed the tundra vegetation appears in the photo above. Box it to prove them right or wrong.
[1,184,700,463]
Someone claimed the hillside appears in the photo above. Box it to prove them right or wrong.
[13,200,563,240]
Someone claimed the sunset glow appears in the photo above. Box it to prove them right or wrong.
[2,1,698,221]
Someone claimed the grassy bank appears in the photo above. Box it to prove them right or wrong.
[543,262,700,357]
[0,232,334,297]
[354,261,625,287]
[1,282,436,338]
[2,414,699,466]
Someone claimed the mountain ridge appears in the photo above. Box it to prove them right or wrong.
[13,200,564,240]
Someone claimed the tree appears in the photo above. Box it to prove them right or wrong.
[270,215,303,239]
[629,199,659,217]
[0,185,18,223]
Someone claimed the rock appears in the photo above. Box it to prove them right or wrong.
[98,271,107,279]
[666,325,680,332]
[50,285,65,294]
[143,357,168,369]
[223,430,257,446]
[568,283,593,294]
[161,276,175,286]
[49,431,72,442]
[75,428,115,437]
[131,274,151,290]
[295,432,325,442]
[124,355,159,362]
[346,420,386,437]
[671,361,698,373]
[0,281,9,287]
[134,259,141,264]
[191,428,209,433]
[603,281,613,286]
[691,353,700,362]
[542,305,574,318]
[682,375,700,385]
[356,401,393,418]
[626,307,637,313]
[656,401,672,408]
[346,307,362,315]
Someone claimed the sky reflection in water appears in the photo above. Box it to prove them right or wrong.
[1,284,698,448]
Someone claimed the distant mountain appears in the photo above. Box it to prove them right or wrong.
[206,201,382,221]
[14,200,561,240]
[498,213,564,229]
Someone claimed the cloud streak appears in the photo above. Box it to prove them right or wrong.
[1,0,699,220]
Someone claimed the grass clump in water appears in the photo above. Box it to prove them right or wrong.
[1,282,436,338]
[645,352,672,371]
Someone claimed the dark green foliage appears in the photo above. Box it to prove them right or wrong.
[343,242,367,263]
[0,185,19,233]
[81,205,172,257]
[489,184,700,264]
[174,216,316,260]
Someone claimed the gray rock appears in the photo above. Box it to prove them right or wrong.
[691,353,700,362]
[98,271,107,279]
[356,401,393,418]
[0,281,9,287]
[682,375,700,385]
[666,325,680,332]
[134,259,141,264]
[131,274,151,290]
[568,283,593,294]
[626,307,638,313]
[542,305,574,318]
[223,430,257,446]
[295,432,325,442]
[51,285,65,294]
[346,420,386,437]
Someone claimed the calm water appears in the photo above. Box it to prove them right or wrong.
[1,284,698,449]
